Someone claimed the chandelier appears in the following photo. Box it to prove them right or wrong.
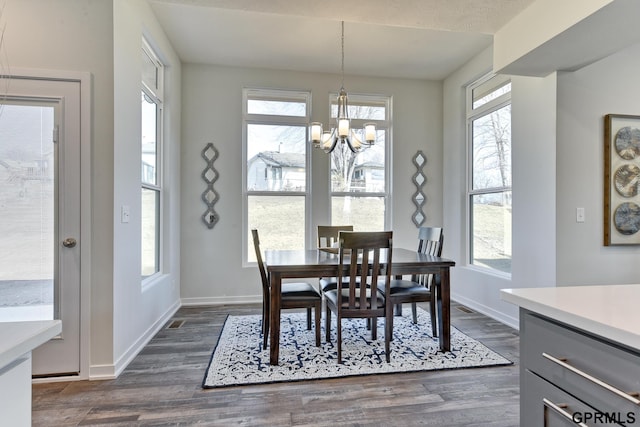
[309,21,376,153]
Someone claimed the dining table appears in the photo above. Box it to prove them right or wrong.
[264,247,456,365]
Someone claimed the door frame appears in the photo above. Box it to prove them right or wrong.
[6,68,92,381]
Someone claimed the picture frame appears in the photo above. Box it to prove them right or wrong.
[604,114,640,245]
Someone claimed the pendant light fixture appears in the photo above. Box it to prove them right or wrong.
[309,21,376,153]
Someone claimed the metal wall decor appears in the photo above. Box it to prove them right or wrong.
[411,150,427,227]
[201,143,220,229]
[604,114,640,245]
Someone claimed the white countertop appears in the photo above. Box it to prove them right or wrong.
[501,284,640,351]
[0,320,62,369]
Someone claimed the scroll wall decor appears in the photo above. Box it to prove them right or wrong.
[201,143,220,229]
[411,150,427,227]
[604,114,640,245]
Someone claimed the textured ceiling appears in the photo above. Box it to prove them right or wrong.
[149,0,536,79]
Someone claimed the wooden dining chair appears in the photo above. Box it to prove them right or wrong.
[381,226,443,337]
[251,229,322,349]
[317,225,354,294]
[324,231,393,363]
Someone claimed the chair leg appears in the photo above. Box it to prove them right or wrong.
[262,303,270,350]
[337,315,342,364]
[385,311,393,362]
[412,302,418,324]
[430,295,438,337]
[306,307,312,330]
[314,303,321,347]
[325,305,331,343]
[394,303,402,316]
[371,317,378,340]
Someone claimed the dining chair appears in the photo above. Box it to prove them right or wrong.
[381,226,443,338]
[251,229,322,349]
[317,225,354,294]
[324,231,393,363]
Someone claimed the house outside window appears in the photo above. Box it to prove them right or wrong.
[243,88,311,262]
[466,74,512,274]
[330,94,390,231]
[141,39,163,279]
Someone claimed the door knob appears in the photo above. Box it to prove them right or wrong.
[62,238,77,248]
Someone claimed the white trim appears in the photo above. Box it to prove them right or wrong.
[181,295,261,306]
[2,67,92,380]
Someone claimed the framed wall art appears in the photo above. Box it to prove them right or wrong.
[604,114,640,245]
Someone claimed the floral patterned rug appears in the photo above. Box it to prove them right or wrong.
[202,307,511,388]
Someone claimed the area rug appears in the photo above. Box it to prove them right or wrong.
[202,307,512,388]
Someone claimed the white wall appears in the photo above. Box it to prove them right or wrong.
[3,0,181,379]
[112,0,181,377]
[180,64,443,303]
[556,41,640,285]
[443,47,557,328]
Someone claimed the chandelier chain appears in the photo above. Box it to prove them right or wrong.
[341,20,344,88]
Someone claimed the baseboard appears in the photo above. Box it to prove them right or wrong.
[452,293,519,330]
[181,295,260,306]
[88,299,181,380]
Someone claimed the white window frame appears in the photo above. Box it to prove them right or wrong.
[466,73,512,275]
[242,88,312,265]
[141,38,164,282]
[329,93,392,230]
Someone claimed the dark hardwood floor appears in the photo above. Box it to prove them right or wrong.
[32,302,520,426]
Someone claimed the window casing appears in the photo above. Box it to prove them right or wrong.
[330,94,391,231]
[243,88,311,263]
[466,74,512,274]
[141,40,163,280]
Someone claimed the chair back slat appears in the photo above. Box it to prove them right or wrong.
[317,225,353,249]
[251,229,270,300]
[415,226,443,288]
[337,231,392,315]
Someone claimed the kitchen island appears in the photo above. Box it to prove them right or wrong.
[0,320,61,427]
[502,284,640,426]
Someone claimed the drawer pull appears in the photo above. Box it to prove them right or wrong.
[543,398,588,427]
[542,352,640,406]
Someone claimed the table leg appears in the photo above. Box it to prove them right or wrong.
[269,272,281,365]
[438,267,451,351]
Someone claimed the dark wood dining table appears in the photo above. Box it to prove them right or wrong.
[264,247,456,365]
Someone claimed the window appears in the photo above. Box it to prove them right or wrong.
[330,94,390,231]
[244,89,310,262]
[141,40,163,279]
[467,74,512,274]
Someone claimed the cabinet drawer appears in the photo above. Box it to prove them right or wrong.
[523,369,625,426]
[521,311,640,421]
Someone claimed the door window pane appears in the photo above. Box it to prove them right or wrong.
[247,124,306,191]
[141,92,157,186]
[472,104,511,190]
[0,103,55,321]
[471,192,512,273]
[247,195,305,262]
[141,188,159,278]
[331,196,385,232]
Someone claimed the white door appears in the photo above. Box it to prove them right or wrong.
[0,76,81,376]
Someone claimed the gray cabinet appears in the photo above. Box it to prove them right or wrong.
[520,309,640,426]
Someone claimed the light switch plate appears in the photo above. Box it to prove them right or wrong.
[576,207,585,223]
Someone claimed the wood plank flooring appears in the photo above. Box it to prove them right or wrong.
[32,302,520,426]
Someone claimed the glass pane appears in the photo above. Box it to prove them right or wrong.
[332,196,385,231]
[0,103,55,321]
[472,78,511,109]
[247,195,305,262]
[142,48,158,91]
[141,91,157,186]
[472,104,511,190]
[247,99,306,117]
[471,192,512,273]
[142,188,159,278]
[247,124,306,191]
[331,130,385,192]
